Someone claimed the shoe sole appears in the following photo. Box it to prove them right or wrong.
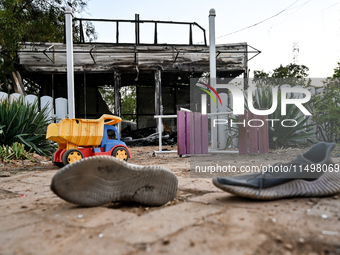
[212,171,340,200]
[51,156,178,206]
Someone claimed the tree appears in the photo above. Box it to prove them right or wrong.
[0,0,95,92]
[253,63,311,87]
[331,62,340,78]
[309,61,340,142]
[98,86,137,122]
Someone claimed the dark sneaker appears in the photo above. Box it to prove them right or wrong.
[213,142,340,200]
[51,156,178,206]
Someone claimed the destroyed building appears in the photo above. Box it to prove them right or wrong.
[16,15,260,131]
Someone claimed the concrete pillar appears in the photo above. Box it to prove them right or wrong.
[114,70,121,135]
[155,68,163,151]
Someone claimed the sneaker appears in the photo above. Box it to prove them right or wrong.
[213,142,340,200]
[51,156,178,206]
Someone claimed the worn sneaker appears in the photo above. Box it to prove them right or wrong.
[213,142,340,200]
[51,156,178,206]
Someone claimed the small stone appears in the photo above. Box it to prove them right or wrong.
[333,195,339,199]
[77,214,84,219]
[162,238,170,245]
[321,214,328,219]
[272,218,277,223]
[284,243,293,250]
[21,205,28,209]
[272,233,282,242]
[298,237,305,243]
[306,202,314,206]
[98,233,104,238]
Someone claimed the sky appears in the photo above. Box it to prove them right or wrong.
[83,0,340,78]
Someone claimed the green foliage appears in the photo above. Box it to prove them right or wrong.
[0,98,56,155]
[321,62,340,89]
[121,86,136,122]
[248,87,315,149]
[0,0,95,90]
[254,63,311,87]
[307,61,340,143]
[0,142,34,161]
[309,86,340,143]
[98,86,137,122]
[331,62,340,79]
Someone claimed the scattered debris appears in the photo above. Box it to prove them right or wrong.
[121,124,177,147]
[0,172,11,177]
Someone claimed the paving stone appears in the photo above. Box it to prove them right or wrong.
[102,202,224,244]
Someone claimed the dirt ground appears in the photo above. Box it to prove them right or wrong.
[1,145,340,255]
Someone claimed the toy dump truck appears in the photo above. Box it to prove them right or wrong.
[46,114,131,167]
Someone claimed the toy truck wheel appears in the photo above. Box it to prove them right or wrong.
[62,149,84,165]
[52,152,64,168]
[112,147,129,161]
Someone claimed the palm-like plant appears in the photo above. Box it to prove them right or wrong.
[0,98,55,155]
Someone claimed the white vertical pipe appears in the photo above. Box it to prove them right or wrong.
[158,116,162,152]
[65,7,75,119]
[201,94,207,114]
[209,8,217,150]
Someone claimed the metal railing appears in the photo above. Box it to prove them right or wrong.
[72,14,207,46]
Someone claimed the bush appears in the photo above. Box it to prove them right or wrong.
[248,87,315,148]
[0,98,55,155]
[309,86,340,143]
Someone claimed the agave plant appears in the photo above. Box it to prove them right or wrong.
[0,98,55,155]
[246,87,315,148]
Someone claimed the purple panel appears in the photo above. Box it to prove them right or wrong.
[238,112,248,154]
[189,112,195,154]
[201,114,209,154]
[258,114,269,154]
[194,112,202,154]
[177,111,186,155]
[185,112,194,154]
[248,112,258,153]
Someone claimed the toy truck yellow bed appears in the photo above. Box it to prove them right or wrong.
[46,114,131,167]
